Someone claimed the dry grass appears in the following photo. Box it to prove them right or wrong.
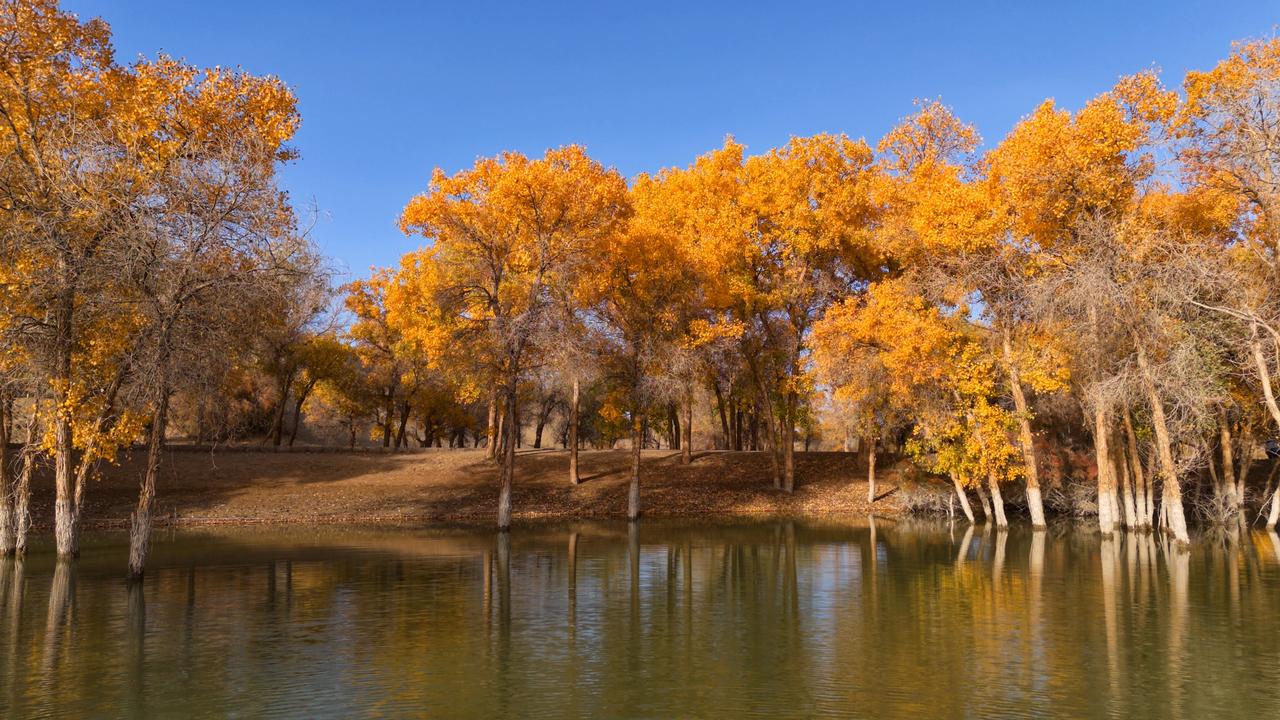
[28,447,905,528]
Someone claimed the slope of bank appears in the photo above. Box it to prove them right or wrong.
[27,448,903,528]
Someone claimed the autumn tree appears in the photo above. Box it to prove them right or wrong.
[396,146,629,529]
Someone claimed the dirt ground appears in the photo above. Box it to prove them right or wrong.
[25,447,904,529]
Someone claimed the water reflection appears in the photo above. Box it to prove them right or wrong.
[0,521,1278,718]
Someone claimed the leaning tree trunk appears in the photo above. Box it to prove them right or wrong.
[988,475,1008,528]
[1003,329,1046,528]
[1136,345,1190,545]
[287,380,317,448]
[866,436,877,504]
[497,380,517,530]
[128,391,169,581]
[628,414,642,521]
[1268,485,1280,531]
[569,377,581,485]
[975,483,993,522]
[951,475,975,523]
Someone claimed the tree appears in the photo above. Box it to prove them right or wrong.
[396,146,629,529]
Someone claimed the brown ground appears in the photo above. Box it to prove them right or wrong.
[27,448,904,529]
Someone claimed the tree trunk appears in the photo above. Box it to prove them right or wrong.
[1093,405,1118,534]
[495,405,507,464]
[0,397,11,555]
[128,390,169,581]
[1252,329,1280,431]
[569,377,581,485]
[713,381,729,450]
[54,407,76,558]
[1218,411,1239,508]
[12,410,38,556]
[988,475,1008,527]
[1116,431,1137,530]
[497,380,517,530]
[1237,423,1254,507]
[1136,345,1190,545]
[762,403,781,489]
[975,482,993,522]
[394,401,410,450]
[381,395,393,448]
[486,389,498,460]
[1268,484,1280,531]
[1003,328,1046,528]
[866,436,877,504]
[782,390,797,493]
[628,414,642,521]
[287,379,316,447]
[1122,410,1152,529]
[270,373,294,448]
[729,399,740,451]
[952,475,975,523]
[668,403,680,451]
[681,392,692,465]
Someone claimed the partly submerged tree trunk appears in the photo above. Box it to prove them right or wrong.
[497,381,517,530]
[1116,433,1137,530]
[1136,345,1190,545]
[1122,411,1152,529]
[951,475,975,523]
[1003,328,1046,528]
[0,397,11,555]
[866,436,877,504]
[1093,406,1118,535]
[11,411,38,556]
[628,415,642,521]
[128,390,169,581]
[1218,412,1240,509]
[569,377,581,485]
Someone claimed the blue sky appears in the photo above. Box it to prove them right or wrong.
[71,1,1276,279]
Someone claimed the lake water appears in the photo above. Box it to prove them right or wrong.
[1,519,1278,718]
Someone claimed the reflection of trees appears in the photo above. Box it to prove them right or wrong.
[4,523,1280,716]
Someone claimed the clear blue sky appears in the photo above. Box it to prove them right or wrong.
[70,1,1277,279]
